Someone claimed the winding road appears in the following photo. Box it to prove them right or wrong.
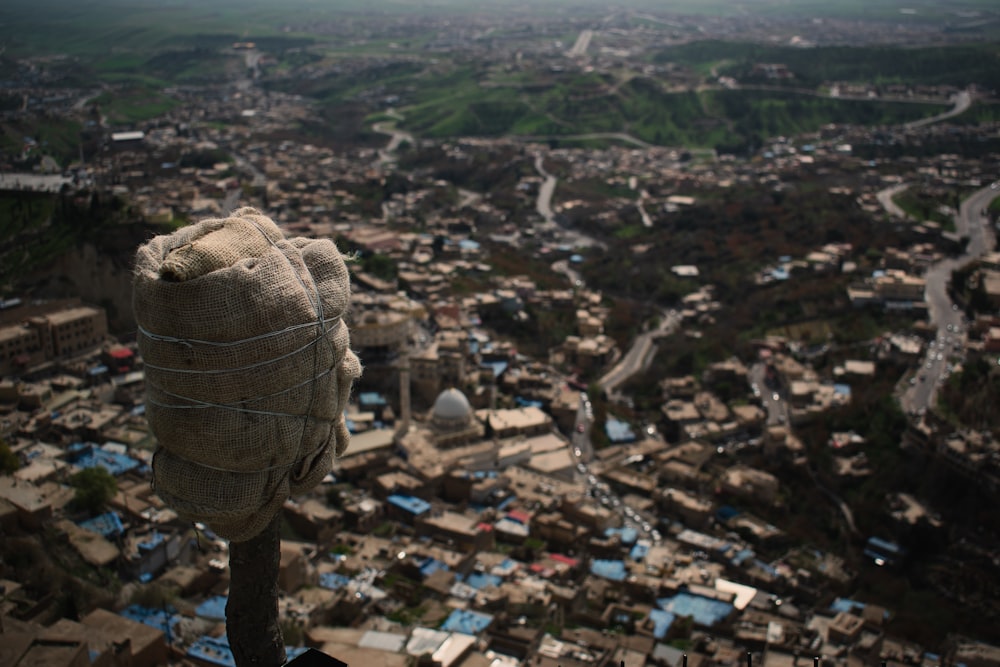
[900,184,997,414]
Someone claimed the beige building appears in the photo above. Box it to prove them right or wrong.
[873,269,925,302]
[0,304,107,374]
[720,466,780,504]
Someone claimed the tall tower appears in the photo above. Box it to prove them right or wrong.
[399,350,411,432]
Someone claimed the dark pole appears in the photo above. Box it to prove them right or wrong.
[226,515,285,667]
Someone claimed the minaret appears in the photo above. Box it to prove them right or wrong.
[399,351,411,432]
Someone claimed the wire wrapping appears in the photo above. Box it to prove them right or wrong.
[133,207,360,542]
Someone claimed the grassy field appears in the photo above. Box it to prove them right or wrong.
[90,87,179,125]
[657,41,1000,91]
[394,65,946,149]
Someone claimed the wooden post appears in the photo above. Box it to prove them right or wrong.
[226,515,285,667]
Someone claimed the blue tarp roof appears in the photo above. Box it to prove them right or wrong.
[418,557,449,578]
[462,572,501,590]
[628,544,649,562]
[79,511,123,538]
[605,527,638,545]
[187,635,307,667]
[68,443,141,477]
[195,596,228,621]
[387,494,431,516]
[319,572,351,590]
[630,542,649,562]
[731,549,755,567]
[120,605,181,638]
[649,609,677,639]
[605,418,636,443]
[658,592,734,627]
[591,559,627,582]
[137,531,164,552]
[514,396,541,408]
[441,609,494,635]
[830,598,867,615]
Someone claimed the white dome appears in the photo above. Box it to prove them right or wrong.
[432,388,472,423]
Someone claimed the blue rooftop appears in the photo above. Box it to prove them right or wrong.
[120,605,182,638]
[186,635,307,667]
[195,596,228,621]
[79,511,123,539]
[649,609,677,639]
[658,592,734,627]
[591,559,627,582]
[605,526,638,545]
[319,572,351,590]
[387,494,431,516]
[605,418,637,443]
[359,392,388,408]
[441,608,494,635]
[68,443,141,477]
[418,557,449,578]
[630,542,649,562]
[138,531,165,552]
[462,572,501,590]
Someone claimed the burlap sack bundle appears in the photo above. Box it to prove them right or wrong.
[133,207,361,542]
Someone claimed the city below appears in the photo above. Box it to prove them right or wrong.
[0,2,999,667]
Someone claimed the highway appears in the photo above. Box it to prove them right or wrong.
[901,183,998,414]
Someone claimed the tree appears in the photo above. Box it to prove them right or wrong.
[69,467,118,515]
[0,437,20,475]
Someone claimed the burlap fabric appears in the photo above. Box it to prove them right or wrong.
[133,207,361,542]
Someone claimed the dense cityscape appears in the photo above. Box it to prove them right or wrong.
[1,1,999,666]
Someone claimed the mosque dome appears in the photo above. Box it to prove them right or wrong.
[432,388,473,429]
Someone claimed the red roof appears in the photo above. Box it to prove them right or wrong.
[549,553,579,567]
[506,510,531,524]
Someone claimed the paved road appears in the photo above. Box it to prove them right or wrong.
[748,362,788,426]
[517,132,652,148]
[533,152,605,250]
[599,310,681,394]
[551,259,582,287]
[534,153,558,225]
[567,30,594,58]
[373,120,415,164]
[876,183,910,219]
[905,90,972,130]
[902,184,998,414]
